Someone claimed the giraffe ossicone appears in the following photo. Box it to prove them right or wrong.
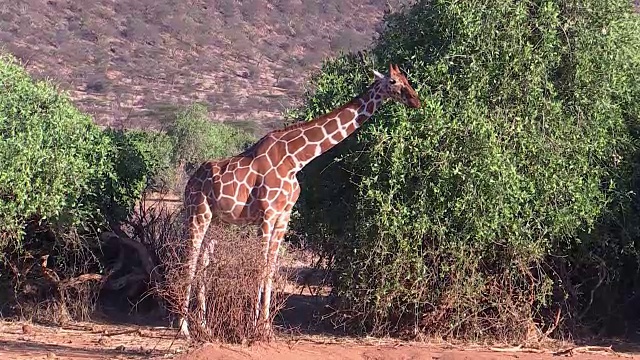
[178,63,421,338]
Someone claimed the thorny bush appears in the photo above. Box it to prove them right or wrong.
[287,0,640,341]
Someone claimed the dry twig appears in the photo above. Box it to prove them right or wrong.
[99,329,143,337]
[489,345,545,353]
[552,345,629,357]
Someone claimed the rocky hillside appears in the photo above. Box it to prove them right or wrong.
[0,0,413,134]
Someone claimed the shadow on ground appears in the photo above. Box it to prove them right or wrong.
[92,293,171,328]
[575,337,640,355]
[275,293,339,336]
[274,265,343,336]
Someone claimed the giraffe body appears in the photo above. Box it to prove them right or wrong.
[179,64,421,337]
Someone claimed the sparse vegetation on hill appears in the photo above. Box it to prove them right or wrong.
[0,52,112,244]
[0,0,413,133]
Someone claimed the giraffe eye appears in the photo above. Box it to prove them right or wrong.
[389,78,396,84]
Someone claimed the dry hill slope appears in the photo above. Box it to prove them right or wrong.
[0,0,413,134]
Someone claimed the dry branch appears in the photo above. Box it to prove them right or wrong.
[543,308,561,338]
[489,345,544,353]
[552,345,626,357]
[59,274,104,289]
[99,329,143,337]
[40,254,103,289]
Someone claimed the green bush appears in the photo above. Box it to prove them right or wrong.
[0,50,256,320]
[101,129,175,223]
[100,103,256,220]
[101,103,256,211]
[0,52,173,241]
[0,52,119,319]
[288,0,640,339]
[0,52,112,244]
[167,103,255,172]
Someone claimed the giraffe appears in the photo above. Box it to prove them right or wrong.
[178,63,421,337]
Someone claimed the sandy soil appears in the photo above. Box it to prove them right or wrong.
[179,341,640,360]
[0,320,190,360]
[0,320,638,360]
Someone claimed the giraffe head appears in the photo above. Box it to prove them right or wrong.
[373,63,421,109]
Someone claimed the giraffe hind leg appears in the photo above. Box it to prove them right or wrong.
[260,210,292,336]
[254,218,274,329]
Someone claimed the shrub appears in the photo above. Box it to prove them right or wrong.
[0,52,112,244]
[0,52,180,321]
[101,129,175,223]
[103,102,256,203]
[288,0,640,340]
[0,52,116,320]
[159,219,289,343]
[167,103,255,173]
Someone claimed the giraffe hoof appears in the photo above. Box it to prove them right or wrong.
[178,320,190,338]
[262,328,275,341]
[200,320,208,331]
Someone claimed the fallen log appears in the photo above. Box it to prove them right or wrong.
[100,231,157,283]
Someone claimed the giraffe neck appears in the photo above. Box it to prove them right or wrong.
[283,83,386,170]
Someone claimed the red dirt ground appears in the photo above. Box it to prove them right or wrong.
[1,320,639,360]
[179,342,640,360]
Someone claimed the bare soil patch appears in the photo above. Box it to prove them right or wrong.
[178,341,640,360]
[2,319,639,360]
[0,320,190,360]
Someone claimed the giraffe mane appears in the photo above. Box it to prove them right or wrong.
[271,120,309,133]
[239,135,267,157]
[238,81,379,158]
[270,88,375,135]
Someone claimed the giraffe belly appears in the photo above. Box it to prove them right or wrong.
[214,199,261,225]
[217,210,260,225]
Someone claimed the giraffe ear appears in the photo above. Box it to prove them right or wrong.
[373,70,384,80]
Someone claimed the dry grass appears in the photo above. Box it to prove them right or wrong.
[14,281,101,326]
[0,233,105,326]
[146,197,290,343]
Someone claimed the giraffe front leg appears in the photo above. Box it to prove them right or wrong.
[260,209,293,337]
